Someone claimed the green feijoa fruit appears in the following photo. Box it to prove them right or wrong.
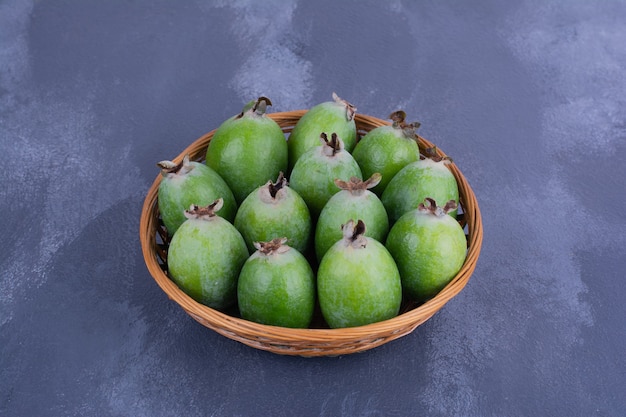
[381,150,459,225]
[289,133,362,219]
[237,238,315,328]
[157,155,237,236]
[167,200,249,309]
[287,92,357,171]
[315,173,389,263]
[385,198,467,303]
[234,172,312,255]
[317,220,402,329]
[352,110,421,196]
[206,97,288,204]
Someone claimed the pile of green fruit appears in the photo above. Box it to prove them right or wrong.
[157,93,466,329]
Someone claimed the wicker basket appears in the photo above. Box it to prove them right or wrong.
[139,110,483,357]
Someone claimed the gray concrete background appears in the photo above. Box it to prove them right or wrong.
[1,1,625,416]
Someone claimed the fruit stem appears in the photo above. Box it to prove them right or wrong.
[418,198,457,217]
[341,219,368,249]
[332,92,357,121]
[238,96,272,118]
[390,110,407,127]
[334,173,382,195]
[184,199,224,220]
[389,110,421,141]
[320,132,344,156]
[253,237,290,255]
[157,154,193,176]
[268,172,287,199]
[253,96,272,115]
[421,147,453,163]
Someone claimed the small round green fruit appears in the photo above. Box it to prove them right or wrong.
[157,155,237,236]
[237,238,315,328]
[206,97,288,203]
[315,173,389,263]
[287,92,357,171]
[352,110,421,196]
[289,133,362,219]
[381,151,459,225]
[317,220,402,328]
[234,172,312,255]
[385,198,467,302]
[167,200,249,309]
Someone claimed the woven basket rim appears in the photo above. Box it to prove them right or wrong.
[139,110,483,356]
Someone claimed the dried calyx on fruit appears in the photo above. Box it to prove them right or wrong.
[184,198,224,219]
[418,196,458,217]
[253,237,291,255]
[341,219,368,248]
[263,171,289,202]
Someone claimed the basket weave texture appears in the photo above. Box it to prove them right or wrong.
[139,110,483,357]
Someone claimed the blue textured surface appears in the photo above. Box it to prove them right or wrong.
[2,1,625,416]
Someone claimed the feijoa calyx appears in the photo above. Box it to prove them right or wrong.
[352,110,421,196]
[315,173,389,263]
[385,198,467,302]
[157,155,237,236]
[234,172,312,255]
[289,133,362,219]
[206,97,288,203]
[167,199,249,309]
[317,220,402,328]
[237,238,315,328]
[382,149,459,225]
[287,92,357,171]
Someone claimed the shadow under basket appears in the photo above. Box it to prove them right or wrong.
[139,110,483,357]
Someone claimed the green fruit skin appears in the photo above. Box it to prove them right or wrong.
[234,186,312,254]
[167,216,249,309]
[315,190,389,263]
[317,239,402,328]
[381,159,459,225]
[289,148,362,219]
[385,210,467,302]
[206,114,288,204]
[352,125,420,196]
[238,247,315,328]
[158,162,237,236]
[287,102,357,171]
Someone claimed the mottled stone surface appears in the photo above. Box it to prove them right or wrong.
[1,1,625,416]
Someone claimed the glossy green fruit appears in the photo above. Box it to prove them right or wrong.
[167,200,249,309]
[206,97,288,203]
[237,238,315,328]
[381,152,459,225]
[317,220,402,328]
[287,92,357,171]
[352,110,421,196]
[385,198,466,302]
[289,133,362,219]
[157,155,237,236]
[234,172,312,255]
[315,174,389,263]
